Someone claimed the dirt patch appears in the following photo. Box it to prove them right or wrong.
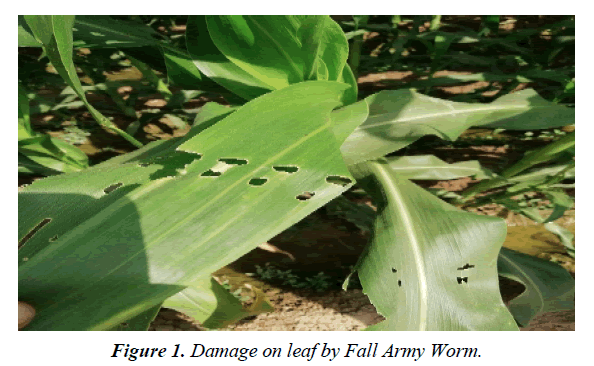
[149,286,574,331]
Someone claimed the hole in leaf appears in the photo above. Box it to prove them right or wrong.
[104,183,123,194]
[19,218,52,249]
[249,178,268,186]
[296,192,315,201]
[219,158,248,166]
[398,280,402,287]
[273,166,299,173]
[499,276,526,303]
[120,322,129,328]
[457,277,469,284]
[457,263,475,270]
[150,152,202,180]
[139,163,151,167]
[201,170,222,177]
[326,175,353,187]
[49,236,58,242]
[391,268,397,273]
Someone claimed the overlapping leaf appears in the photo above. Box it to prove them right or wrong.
[18,84,88,175]
[341,89,575,165]
[185,16,273,101]
[348,160,518,331]
[18,81,355,330]
[385,155,494,180]
[187,15,357,104]
[163,278,273,329]
[463,132,575,200]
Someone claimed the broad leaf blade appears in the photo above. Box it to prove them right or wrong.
[191,15,354,103]
[350,161,517,330]
[341,89,575,165]
[299,16,349,82]
[206,16,304,89]
[19,81,354,330]
[162,45,225,92]
[18,15,41,47]
[331,98,369,144]
[186,16,273,101]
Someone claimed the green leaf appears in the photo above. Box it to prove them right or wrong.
[462,133,575,200]
[109,304,162,331]
[19,15,160,49]
[18,15,40,47]
[191,15,354,102]
[478,89,575,130]
[19,136,89,175]
[385,155,494,180]
[18,84,34,140]
[71,16,161,48]
[543,223,575,257]
[341,89,575,166]
[186,16,273,101]
[18,81,355,330]
[162,45,226,92]
[18,88,89,175]
[163,278,273,329]
[23,15,142,147]
[337,64,358,105]
[479,15,500,36]
[349,160,518,330]
[206,16,305,89]
[498,247,574,327]
[298,16,349,82]
[542,189,574,223]
[331,98,369,144]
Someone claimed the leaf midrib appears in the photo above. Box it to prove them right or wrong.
[499,251,545,312]
[28,112,338,324]
[357,104,539,132]
[373,162,428,330]
[247,16,303,80]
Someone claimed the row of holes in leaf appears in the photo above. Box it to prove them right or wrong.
[19,181,126,251]
[391,263,475,287]
[199,159,352,201]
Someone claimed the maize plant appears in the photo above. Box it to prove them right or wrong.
[18,15,574,331]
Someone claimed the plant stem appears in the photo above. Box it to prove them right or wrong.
[348,15,370,80]
[127,55,174,101]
